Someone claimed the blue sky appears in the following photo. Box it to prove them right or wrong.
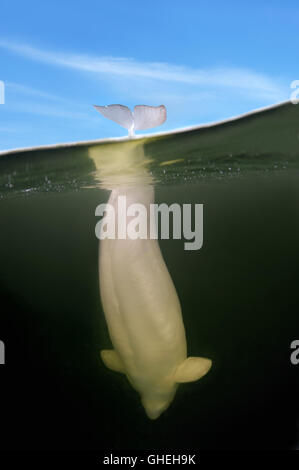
[0,0,298,150]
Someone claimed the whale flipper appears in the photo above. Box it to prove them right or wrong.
[174,357,212,383]
[100,349,125,373]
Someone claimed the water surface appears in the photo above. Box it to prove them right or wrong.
[0,101,299,450]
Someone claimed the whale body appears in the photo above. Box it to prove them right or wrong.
[98,183,212,419]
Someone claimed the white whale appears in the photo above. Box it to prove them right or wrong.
[92,105,212,419]
[98,182,212,420]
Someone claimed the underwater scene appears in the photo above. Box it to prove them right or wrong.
[0,101,299,450]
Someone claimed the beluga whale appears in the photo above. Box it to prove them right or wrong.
[92,104,212,419]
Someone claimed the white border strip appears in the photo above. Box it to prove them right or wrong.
[0,100,290,157]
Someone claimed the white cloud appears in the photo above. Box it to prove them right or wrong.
[3,81,98,121]
[6,82,69,103]
[0,39,287,102]
[7,102,90,120]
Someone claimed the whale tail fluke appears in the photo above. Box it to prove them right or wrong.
[94,104,134,133]
[133,105,166,131]
[93,104,166,136]
[174,356,212,383]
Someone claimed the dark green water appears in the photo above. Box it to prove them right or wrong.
[0,102,299,450]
